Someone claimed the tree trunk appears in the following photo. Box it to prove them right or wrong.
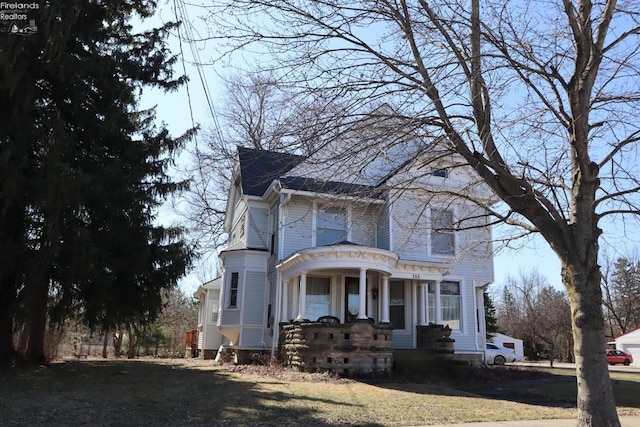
[102,331,109,358]
[563,257,620,426]
[16,322,29,356]
[24,280,49,363]
[113,330,123,358]
[0,277,16,366]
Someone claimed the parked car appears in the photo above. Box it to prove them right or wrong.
[485,343,517,365]
[606,350,633,366]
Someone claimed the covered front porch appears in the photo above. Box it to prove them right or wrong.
[273,243,454,374]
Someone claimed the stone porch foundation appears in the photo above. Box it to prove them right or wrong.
[280,320,393,376]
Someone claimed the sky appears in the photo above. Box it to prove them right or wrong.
[139,2,635,297]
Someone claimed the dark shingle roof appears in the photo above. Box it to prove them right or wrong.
[237,146,382,198]
[238,146,305,196]
[279,176,382,198]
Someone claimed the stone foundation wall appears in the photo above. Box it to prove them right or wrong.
[448,352,483,367]
[416,325,455,354]
[280,321,393,376]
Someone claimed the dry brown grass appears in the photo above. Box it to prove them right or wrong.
[0,357,636,426]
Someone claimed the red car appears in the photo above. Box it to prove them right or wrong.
[606,350,633,366]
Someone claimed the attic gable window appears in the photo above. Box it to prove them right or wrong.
[432,168,449,178]
[316,206,347,246]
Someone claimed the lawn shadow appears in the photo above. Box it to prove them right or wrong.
[366,365,640,411]
[0,359,382,427]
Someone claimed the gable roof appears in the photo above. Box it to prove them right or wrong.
[237,146,381,198]
[237,146,305,196]
[614,326,640,340]
[279,176,381,198]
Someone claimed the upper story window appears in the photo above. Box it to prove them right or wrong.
[431,209,455,256]
[229,272,239,308]
[432,168,449,178]
[316,206,347,246]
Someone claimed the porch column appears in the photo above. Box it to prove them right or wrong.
[357,267,368,320]
[281,279,289,321]
[296,272,307,321]
[435,280,442,324]
[292,276,299,320]
[419,283,427,326]
[380,275,390,324]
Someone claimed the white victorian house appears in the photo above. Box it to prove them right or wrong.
[198,136,496,371]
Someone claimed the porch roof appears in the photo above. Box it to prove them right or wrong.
[277,243,398,279]
[277,243,450,281]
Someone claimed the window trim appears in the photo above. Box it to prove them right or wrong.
[228,272,239,309]
[440,280,462,331]
[432,168,449,178]
[428,279,463,331]
[389,279,407,331]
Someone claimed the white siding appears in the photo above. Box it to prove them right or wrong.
[350,204,377,246]
[390,193,429,261]
[229,199,248,247]
[282,199,313,258]
[220,306,241,325]
[219,251,268,328]
[240,327,266,347]
[242,271,267,325]
[247,206,269,249]
[377,203,390,250]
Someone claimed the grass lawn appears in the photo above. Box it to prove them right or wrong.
[0,358,638,426]
[514,366,640,411]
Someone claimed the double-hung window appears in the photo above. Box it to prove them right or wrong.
[431,209,455,256]
[440,281,461,330]
[389,280,406,330]
[316,206,347,246]
[428,281,461,330]
[305,277,331,321]
[229,272,239,308]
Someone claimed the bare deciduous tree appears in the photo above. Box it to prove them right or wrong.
[498,270,573,367]
[601,252,640,336]
[183,72,347,259]
[201,1,640,423]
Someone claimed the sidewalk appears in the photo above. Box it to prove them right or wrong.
[427,416,640,427]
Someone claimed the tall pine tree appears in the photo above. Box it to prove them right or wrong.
[0,1,194,364]
[484,289,499,339]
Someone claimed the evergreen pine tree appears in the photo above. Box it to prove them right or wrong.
[0,1,194,364]
[484,289,500,340]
